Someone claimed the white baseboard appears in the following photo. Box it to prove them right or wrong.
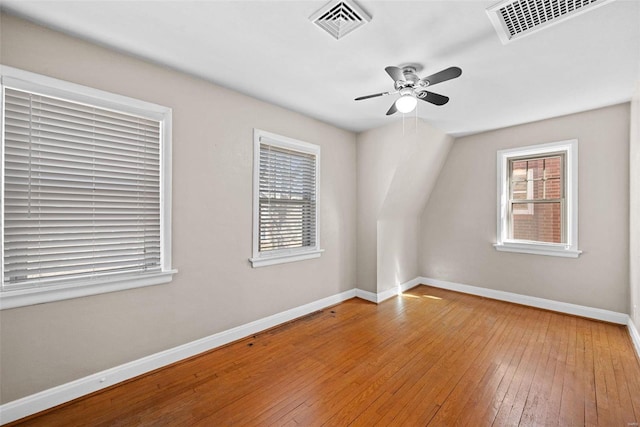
[376,285,399,303]
[355,277,423,304]
[0,288,356,425]
[420,276,629,325]
[355,288,378,303]
[629,319,640,360]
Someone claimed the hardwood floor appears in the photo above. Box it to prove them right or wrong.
[10,285,640,426]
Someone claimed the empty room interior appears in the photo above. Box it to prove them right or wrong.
[1,0,640,425]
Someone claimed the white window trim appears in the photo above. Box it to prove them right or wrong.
[494,139,581,258]
[0,66,176,309]
[249,129,323,268]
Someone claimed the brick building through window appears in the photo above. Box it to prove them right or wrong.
[509,155,563,243]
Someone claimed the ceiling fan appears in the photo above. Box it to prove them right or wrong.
[355,64,462,115]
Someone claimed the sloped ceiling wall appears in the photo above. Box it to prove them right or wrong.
[356,120,452,293]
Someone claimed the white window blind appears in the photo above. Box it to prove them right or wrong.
[250,129,322,268]
[259,142,316,252]
[2,87,162,289]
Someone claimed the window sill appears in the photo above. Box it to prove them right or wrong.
[494,242,581,258]
[0,270,177,310]
[250,249,324,268]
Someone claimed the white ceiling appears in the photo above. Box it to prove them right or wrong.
[3,0,640,136]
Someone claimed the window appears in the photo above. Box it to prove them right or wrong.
[495,139,581,257]
[0,66,175,309]
[250,129,322,267]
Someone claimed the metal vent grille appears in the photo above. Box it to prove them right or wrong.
[309,0,371,40]
[487,0,615,43]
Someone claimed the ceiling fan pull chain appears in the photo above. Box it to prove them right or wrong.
[402,112,405,136]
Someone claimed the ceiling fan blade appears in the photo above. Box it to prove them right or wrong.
[386,101,398,116]
[421,67,462,87]
[418,91,449,106]
[354,92,389,101]
[385,66,405,82]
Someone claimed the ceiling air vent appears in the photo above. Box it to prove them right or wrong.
[310,0,371,40]
[487,0,615,44]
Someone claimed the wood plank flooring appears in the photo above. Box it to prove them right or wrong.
[9,285,640,426]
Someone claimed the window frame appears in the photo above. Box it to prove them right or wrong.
[495,139,581,258]
[250,129,323,268]
[0,66,175,309]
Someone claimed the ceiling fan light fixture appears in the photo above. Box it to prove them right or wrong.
[395,94,417,113]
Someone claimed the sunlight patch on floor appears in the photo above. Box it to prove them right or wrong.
[401,294,443,300]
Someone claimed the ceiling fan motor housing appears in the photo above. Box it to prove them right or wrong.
[395,67,428,97]
[402,67,420,83]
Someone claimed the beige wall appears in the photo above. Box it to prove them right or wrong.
[357,120,452,293]
[630,81,640,329]
[0,14,357,403]
[419,104,630,313]
[376,217,420,292]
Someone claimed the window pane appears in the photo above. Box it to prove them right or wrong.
[511,160,527,181]
[512,180,528,200]
[511,202,562,243]
[509,155,562,201]
[544,156,562,178]
[544,177,561,199]
[258,142,316,253]
[528,158,544,180]
[543,155,562,200]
